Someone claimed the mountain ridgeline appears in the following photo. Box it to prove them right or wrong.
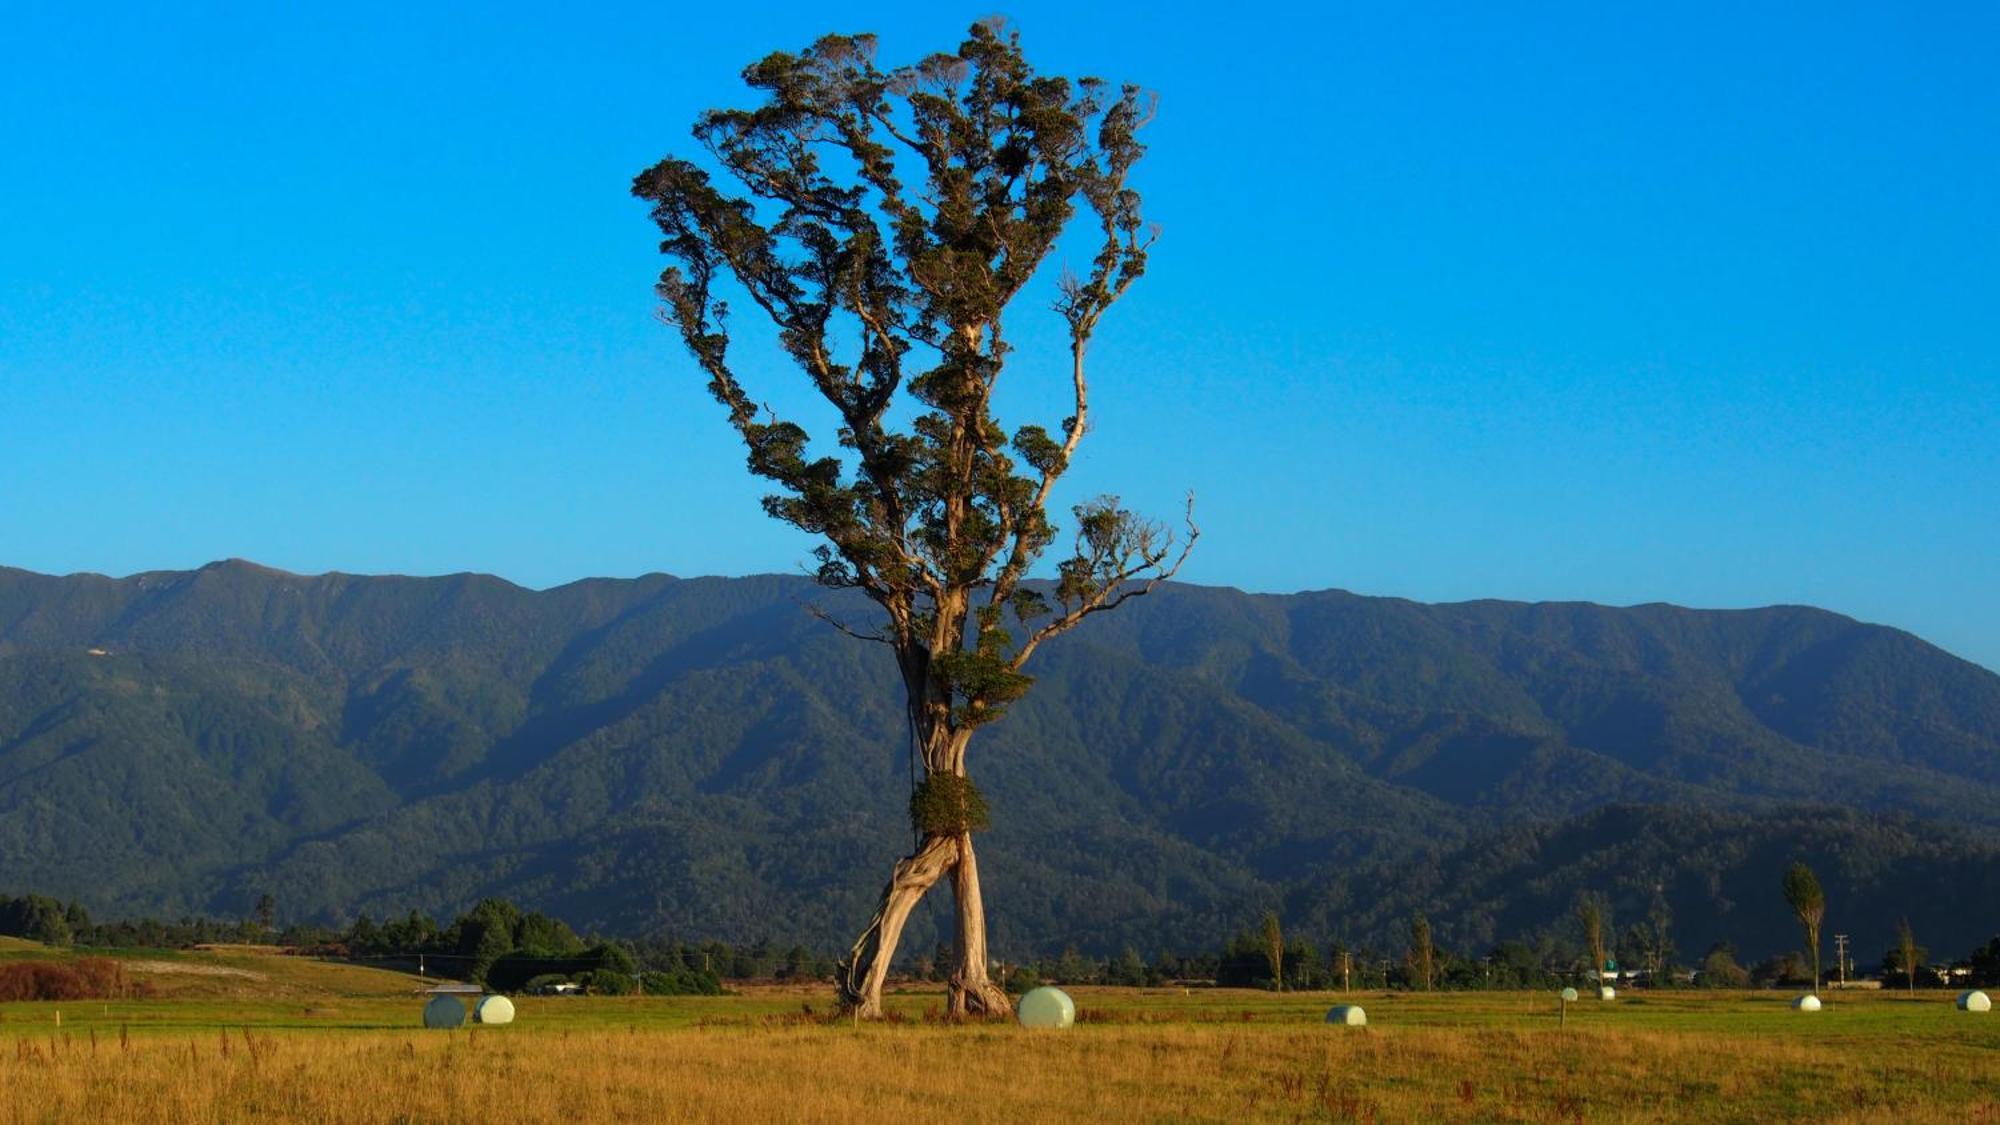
[1,561,1996,962]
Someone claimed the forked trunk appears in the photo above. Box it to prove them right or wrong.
[838,834,957,1019]
[947,832,1012,1017]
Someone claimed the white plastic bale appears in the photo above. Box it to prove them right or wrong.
[1017,986,1075,1029]
[1324,1005,1366,1026]
[1791,994,1822,1012]
[475,995,516,1025]
[1956,990,1991,1012]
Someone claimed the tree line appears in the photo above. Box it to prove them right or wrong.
[7,881,1997,994]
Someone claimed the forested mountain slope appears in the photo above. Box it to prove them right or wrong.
[2,561,1995,958]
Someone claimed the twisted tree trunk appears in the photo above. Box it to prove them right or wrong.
[947,832,1011,1017]
[837,831,1013,1019]
[837,833,957,1019]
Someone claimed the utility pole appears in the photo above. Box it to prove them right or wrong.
[1834,934,1848,988]
[1341,950,1351,992]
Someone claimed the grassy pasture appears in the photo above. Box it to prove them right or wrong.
[0,955,1994,1123]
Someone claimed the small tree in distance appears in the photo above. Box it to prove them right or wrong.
[1261,911,1284,992]
[1576,892,1610,990]
[633,20,1193,1019]
[1407,912,1435,992]
[1698,942,1751,989]
[1646,882,1675,987]
[1891,918,1925,995]
[1781,861,1826,994]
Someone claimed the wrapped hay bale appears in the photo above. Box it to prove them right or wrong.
[1017,987,1075,1029]
[422,995,466,1029]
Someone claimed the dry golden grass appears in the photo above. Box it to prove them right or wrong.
[2,991,1996,1124]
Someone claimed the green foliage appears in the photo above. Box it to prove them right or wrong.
[1575,893,1610,972]
[586,969,637,996]
[629,21,1185,821]
[1698,943,1752,988]
[908,773,991,835]
[0,894,85,945]
[1782,861,1827,991]
[1407,912,1437,992]
[1105,946,1148,986]
[1969,936,2000,986]
[1260,911,1284,992]
[1782,863,1826,923]
[1885,918,1926,992]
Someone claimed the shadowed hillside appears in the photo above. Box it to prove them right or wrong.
[2,561,1996,958]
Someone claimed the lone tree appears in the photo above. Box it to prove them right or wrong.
[1406,912,1435,992]
[1645,882,1674,987]
[1891,917,1925,995]
[1576,892,1610,989]
[632,22,1191,1018]
[1781,861,1826,994]
[1261,911,1284,992]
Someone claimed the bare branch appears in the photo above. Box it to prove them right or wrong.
[799,597,895,646]
[1008,494,1199,671]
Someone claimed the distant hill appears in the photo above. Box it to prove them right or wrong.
[2,560,1996,960]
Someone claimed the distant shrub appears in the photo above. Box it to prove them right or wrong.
[0,958,131,1001]
[587,970,638,996]
[1697,945,1751,989]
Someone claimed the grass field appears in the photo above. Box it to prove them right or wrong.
[0,949,1994,1122]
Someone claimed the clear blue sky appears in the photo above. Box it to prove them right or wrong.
[2,2,1994,671]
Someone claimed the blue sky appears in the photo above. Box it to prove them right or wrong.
[2,2,1994,671]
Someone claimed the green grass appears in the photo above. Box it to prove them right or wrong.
[2,959,1995,1123]
[3,975,1991,1040]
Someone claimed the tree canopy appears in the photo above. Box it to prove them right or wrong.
[631,21,1191,742]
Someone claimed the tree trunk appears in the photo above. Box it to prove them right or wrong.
[946,832,1012,1018]
[838,833,957,1018]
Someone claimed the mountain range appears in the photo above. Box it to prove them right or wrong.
[1,560,1995,962]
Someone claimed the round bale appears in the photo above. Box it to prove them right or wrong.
[1791,994,1822,1012]
[422,995,466,1029]
[1559,987,1579,1002]
[475,995,516,1025]
[1324,1005,1366,1026]
[1598,986,1616,1000]
[1956,990,1991,1012]
[1017,986,1075,1029]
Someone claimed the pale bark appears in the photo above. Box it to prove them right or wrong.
[838,834,957,1018]
[946,833,1011,1017]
